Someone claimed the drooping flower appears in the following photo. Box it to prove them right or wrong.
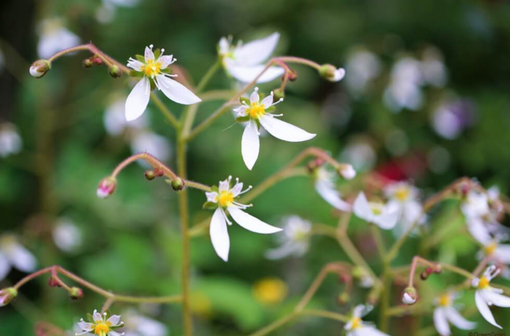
[234,88,315,170]
[433,292,476,336]
[76,310,124,336]
[472,266,510,329]
[353,192,399,230]
[218,32,285,83]
[266,216,312,259]
[384,181,424,236]
[314,166,351,212]
[205,176,282,261]
[125,45,201,121]
[0,235,37,281]
[0,123,22,158]
[122,309,167,336]
[52,218,82,253]
[37,18,80,59]
[344,305,389,336]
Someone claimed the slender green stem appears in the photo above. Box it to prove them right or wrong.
[184,102,237,141]
[151,93,180,129]
[248,312,297,336]
[300,309,349,323]
[371,224,387,256]
[195,61,221,93]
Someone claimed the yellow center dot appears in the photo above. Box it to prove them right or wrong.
[94,323,110,336]
[248,103,266,119]
[484,242,498,255]
[395,187,409,201]
[438,294,450,307]
[370,204,384,215]
[350,317,362,329]
[218,191,234,207]
[252,278,288,305]
[478,277,490,289]
[143,60,161,77]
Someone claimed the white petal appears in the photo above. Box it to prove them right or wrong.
[144,46,154,63]
[444,307,476,330]
[127,59,144,71]
[218,37,230,55]
[210,208,230,262]
[358,326,390,336]
[233,105,248,116]
[495,245,510,263]
[231,182,244,197]
[155,76,201,105]
[373,210,399,230]
[265,242,300,260]
[93,310,103,323]
[125,77,151,121]
[353,192,374,222]
[226,63,285,83]
[109,331,122,336]
[158,55,174,69]
[0,253,10,281]
[259,115,315,142]
[250,89,260,104]
[333,68,346,82]
[233,32,280,66]
[6,244,36,272]
[261,93,274,107]
[107,314,121,326]
[467,218,492,246]
[228,207,282,234]
[242,120,260,170]
[77,321,94,331]
[353,305,366,318]
[219,179,230,192]
[475,290,501,329]
[433,308,451,336]
[315,180,351,211]
[483,289,510,307]
[205,191,218,203]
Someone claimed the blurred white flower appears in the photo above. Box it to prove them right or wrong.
[433,292,476,336]
[0,123,22,157]
[339,141,377,172]
[314,166,351,211]
[96,0,141,24]
[432,99,476,140]
[205,176,282,261]
[104,96,147,136]
[77,310,124,336]
[420,47,448,87]
[130,130,171,162]
[384,181,424,236]
[383,57,423,112]
[122,309,167,336]
[266,216,312,259]
[344,305,388,336]
[234,88,315,170]
[353,192,399,230]
[125,45,201,121]
[37,18,80,59]
[52,218,82,253]
[472,266,510,329]
[0,235,36,281]
[218,32,284,83]
[344,49,381,96]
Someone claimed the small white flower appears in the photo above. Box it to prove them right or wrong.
[384,181,424,236]
[53,218,82,253]
[471,266,510,329]
[353,192,399,230]
[314,167,351,212]
[130,131,171,163]
[122,309,167,336]
[344,305,389,336]
[266,216,312,259]
[0,123,22,158]
[433,292,476,336]
[235,88,315,170]
[206,176,282,261]
[37,18,80,59]
[0,235,37,281]
[125,45,201,121]
[76,310,124,336]
[218,33,285,83]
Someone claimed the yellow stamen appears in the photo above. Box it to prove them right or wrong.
[370,203,384,215]
[252,278,288,305]
[350,317,362,329]
[438,294,450,307]
[218,191,234,207]
[94,323,110,336]
[478,277,490,289]
[248,102,266,119]
[395,187,410,201]
[484,242,498,255]
[143,59,162,77]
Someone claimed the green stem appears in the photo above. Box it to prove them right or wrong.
[195,61,221,93]
[151,93,180,129]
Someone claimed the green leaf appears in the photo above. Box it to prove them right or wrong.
[265,106,275,113]
[135,54,145,62]
[240,97,250,105]
[203,201,218,210]
[153,48,161,59]
[236,116,250,123]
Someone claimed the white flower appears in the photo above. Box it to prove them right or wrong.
[471,266,510,329]
[37,18,80,59]
[218,33,285,83]
[234,88,315,170]
[77,310,124,336]
[433,292,476,336]
[52,219,82,253]
[206,176,282,261]
[344,49,381,96]
[0,123,22,157]
[353,192,399,230]
[266,216,312,259]
[122,309,167,336]
[104,96,147,136]
[125,45,201,121]
[344,305,389,336]
[384,182,424,236]
[0,235,36,281]
[130,131,171,163]
[314,167,351,212]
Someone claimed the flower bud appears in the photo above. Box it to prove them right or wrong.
[91,56,103,66]
[273,88,285,101]
[29,60,51,78]
[97,176,117,198]
[145,170,155,180]
[0,287,18,306]
[337,292,350,305]
[83,58,93,68]
[69,287,83,300]
[48,276,61,288]
[287,70,298,81]
[109,65,122,79]
[338,164,356,180]
[319,64,345,82]
[402,287,418,305]
[170,177,185,191]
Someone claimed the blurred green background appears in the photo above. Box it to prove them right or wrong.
[1,0,510,335]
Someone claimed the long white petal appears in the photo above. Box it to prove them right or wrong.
[6,244,36,272]
[358,326,390,336]
[444,307,476,330]
[226,63,285,83]
[433,308,451,336]
[466,218,492,246]
[144,46,154,63]
[228,207,282,234]
[77,321,94,331]
[107,314,121,326]
[353,192,374,223]
[259,115,315,142]
[155,76,201,105]
[495,245,510,263]
[242,120,260,170]
[234,32,280,66]
[483,289,510,307]
[315,180,351,211]
[231,182,244,197]
[158,55,174,69]
[125,77,151,121]
[0,254,10,281]
[475,290,501,329]
[210,208,230,262]
[93,310,103,323]
[265,242,301,260]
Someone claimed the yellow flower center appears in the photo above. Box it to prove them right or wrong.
[248,102,266,119]
[94,323,110,336]
[438,294,450,307]
[370,203,384,215]
[218,191,234,207]
[350,317,362,329]
[143,59,162,77]
[253,278,288,305]
[478,276,490,289]
[484,242,498,255]
[394,187,410,201]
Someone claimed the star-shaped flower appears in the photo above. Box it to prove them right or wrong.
[76,310,124,336]
[433,292,476,336]
[472,266,510,329]
[353,192,399,230]
[344,305,389,336]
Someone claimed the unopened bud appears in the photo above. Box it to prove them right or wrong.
[402,287,418,305]
[29,60,51,78]
[69,287,83,300]
[273,88,285,101]
[109,65,122,78]
[319,64,345,82]
[337,292,350,305]
[97,176,117,199]
[338,164,356,180]
[0,287,18,306]
[287,70,298,81]
[48,276,61,288]
[145,170,155,180]
[91,56,103,66]
[83,58,93,68]
[170,178,185,191]
[420,271,429,280]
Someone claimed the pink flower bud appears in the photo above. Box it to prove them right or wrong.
[69,287,83,300]
[0,287,18,307]
[29,60,51,78]
[97,176,117,198]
